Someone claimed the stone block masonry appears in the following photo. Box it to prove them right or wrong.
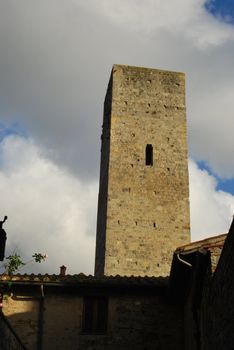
[1,278,184,350]
[0,312,26,350]
[95,64,190,277]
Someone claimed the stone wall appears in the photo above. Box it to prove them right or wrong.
[78,294,183,350]
[199,220,234,349]
[0,312,26,350]
[182,242,226,350]
[2,292,40,350]
[180,226,234,350]
[95,73,112,277]
[95,64,190,277]
[2,286,184,350]
[42,294,83,349]
[2,290,81,350]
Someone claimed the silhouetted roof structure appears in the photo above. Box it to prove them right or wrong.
[175,233,227,255]
[0,273,168,295]
[169,233,227,302]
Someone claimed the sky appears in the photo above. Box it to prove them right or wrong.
[0,0,234,275]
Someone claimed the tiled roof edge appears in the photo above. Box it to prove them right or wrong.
[175,233,227,254]
[0,273,168,287]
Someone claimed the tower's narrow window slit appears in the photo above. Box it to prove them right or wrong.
[146,144,153,166]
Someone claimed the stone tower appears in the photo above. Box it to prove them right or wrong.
[95,65,190,277]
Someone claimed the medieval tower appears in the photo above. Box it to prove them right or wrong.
[95,65,190,277]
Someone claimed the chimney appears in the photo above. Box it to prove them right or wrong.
[60,265,67,277]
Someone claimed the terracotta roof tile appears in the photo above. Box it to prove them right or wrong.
[0,273,168,288]
[175,233,227,254]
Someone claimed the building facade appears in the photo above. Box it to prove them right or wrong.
[0,274,183,350]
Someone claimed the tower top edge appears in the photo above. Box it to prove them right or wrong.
[112,64,185,77]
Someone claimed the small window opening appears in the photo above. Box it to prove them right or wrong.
[146,144,153,166]
[82,297,108,334]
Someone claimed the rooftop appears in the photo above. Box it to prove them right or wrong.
[0,273,168,295]
[175,233,227,255]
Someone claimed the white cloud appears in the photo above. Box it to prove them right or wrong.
[0,135,98,275]
[189,159,234,240]
[188,82,234,178]
[76,0,234,48]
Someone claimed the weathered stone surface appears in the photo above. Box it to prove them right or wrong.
[199,220,234,350]
[95,64,190,277]
[2,294,39,350]
[0,313,26,350]
[78,294,183,350]
[2,287,184,350]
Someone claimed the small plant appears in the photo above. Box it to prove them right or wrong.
[2,252,48,275]
[5,254,25,275]
[32,253,48,263]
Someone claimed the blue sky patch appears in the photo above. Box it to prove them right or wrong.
[0,122,27,142]
[197,160,234,195]
[216,178,234,195]
[197,160,213,175]
[205,0,234,24]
